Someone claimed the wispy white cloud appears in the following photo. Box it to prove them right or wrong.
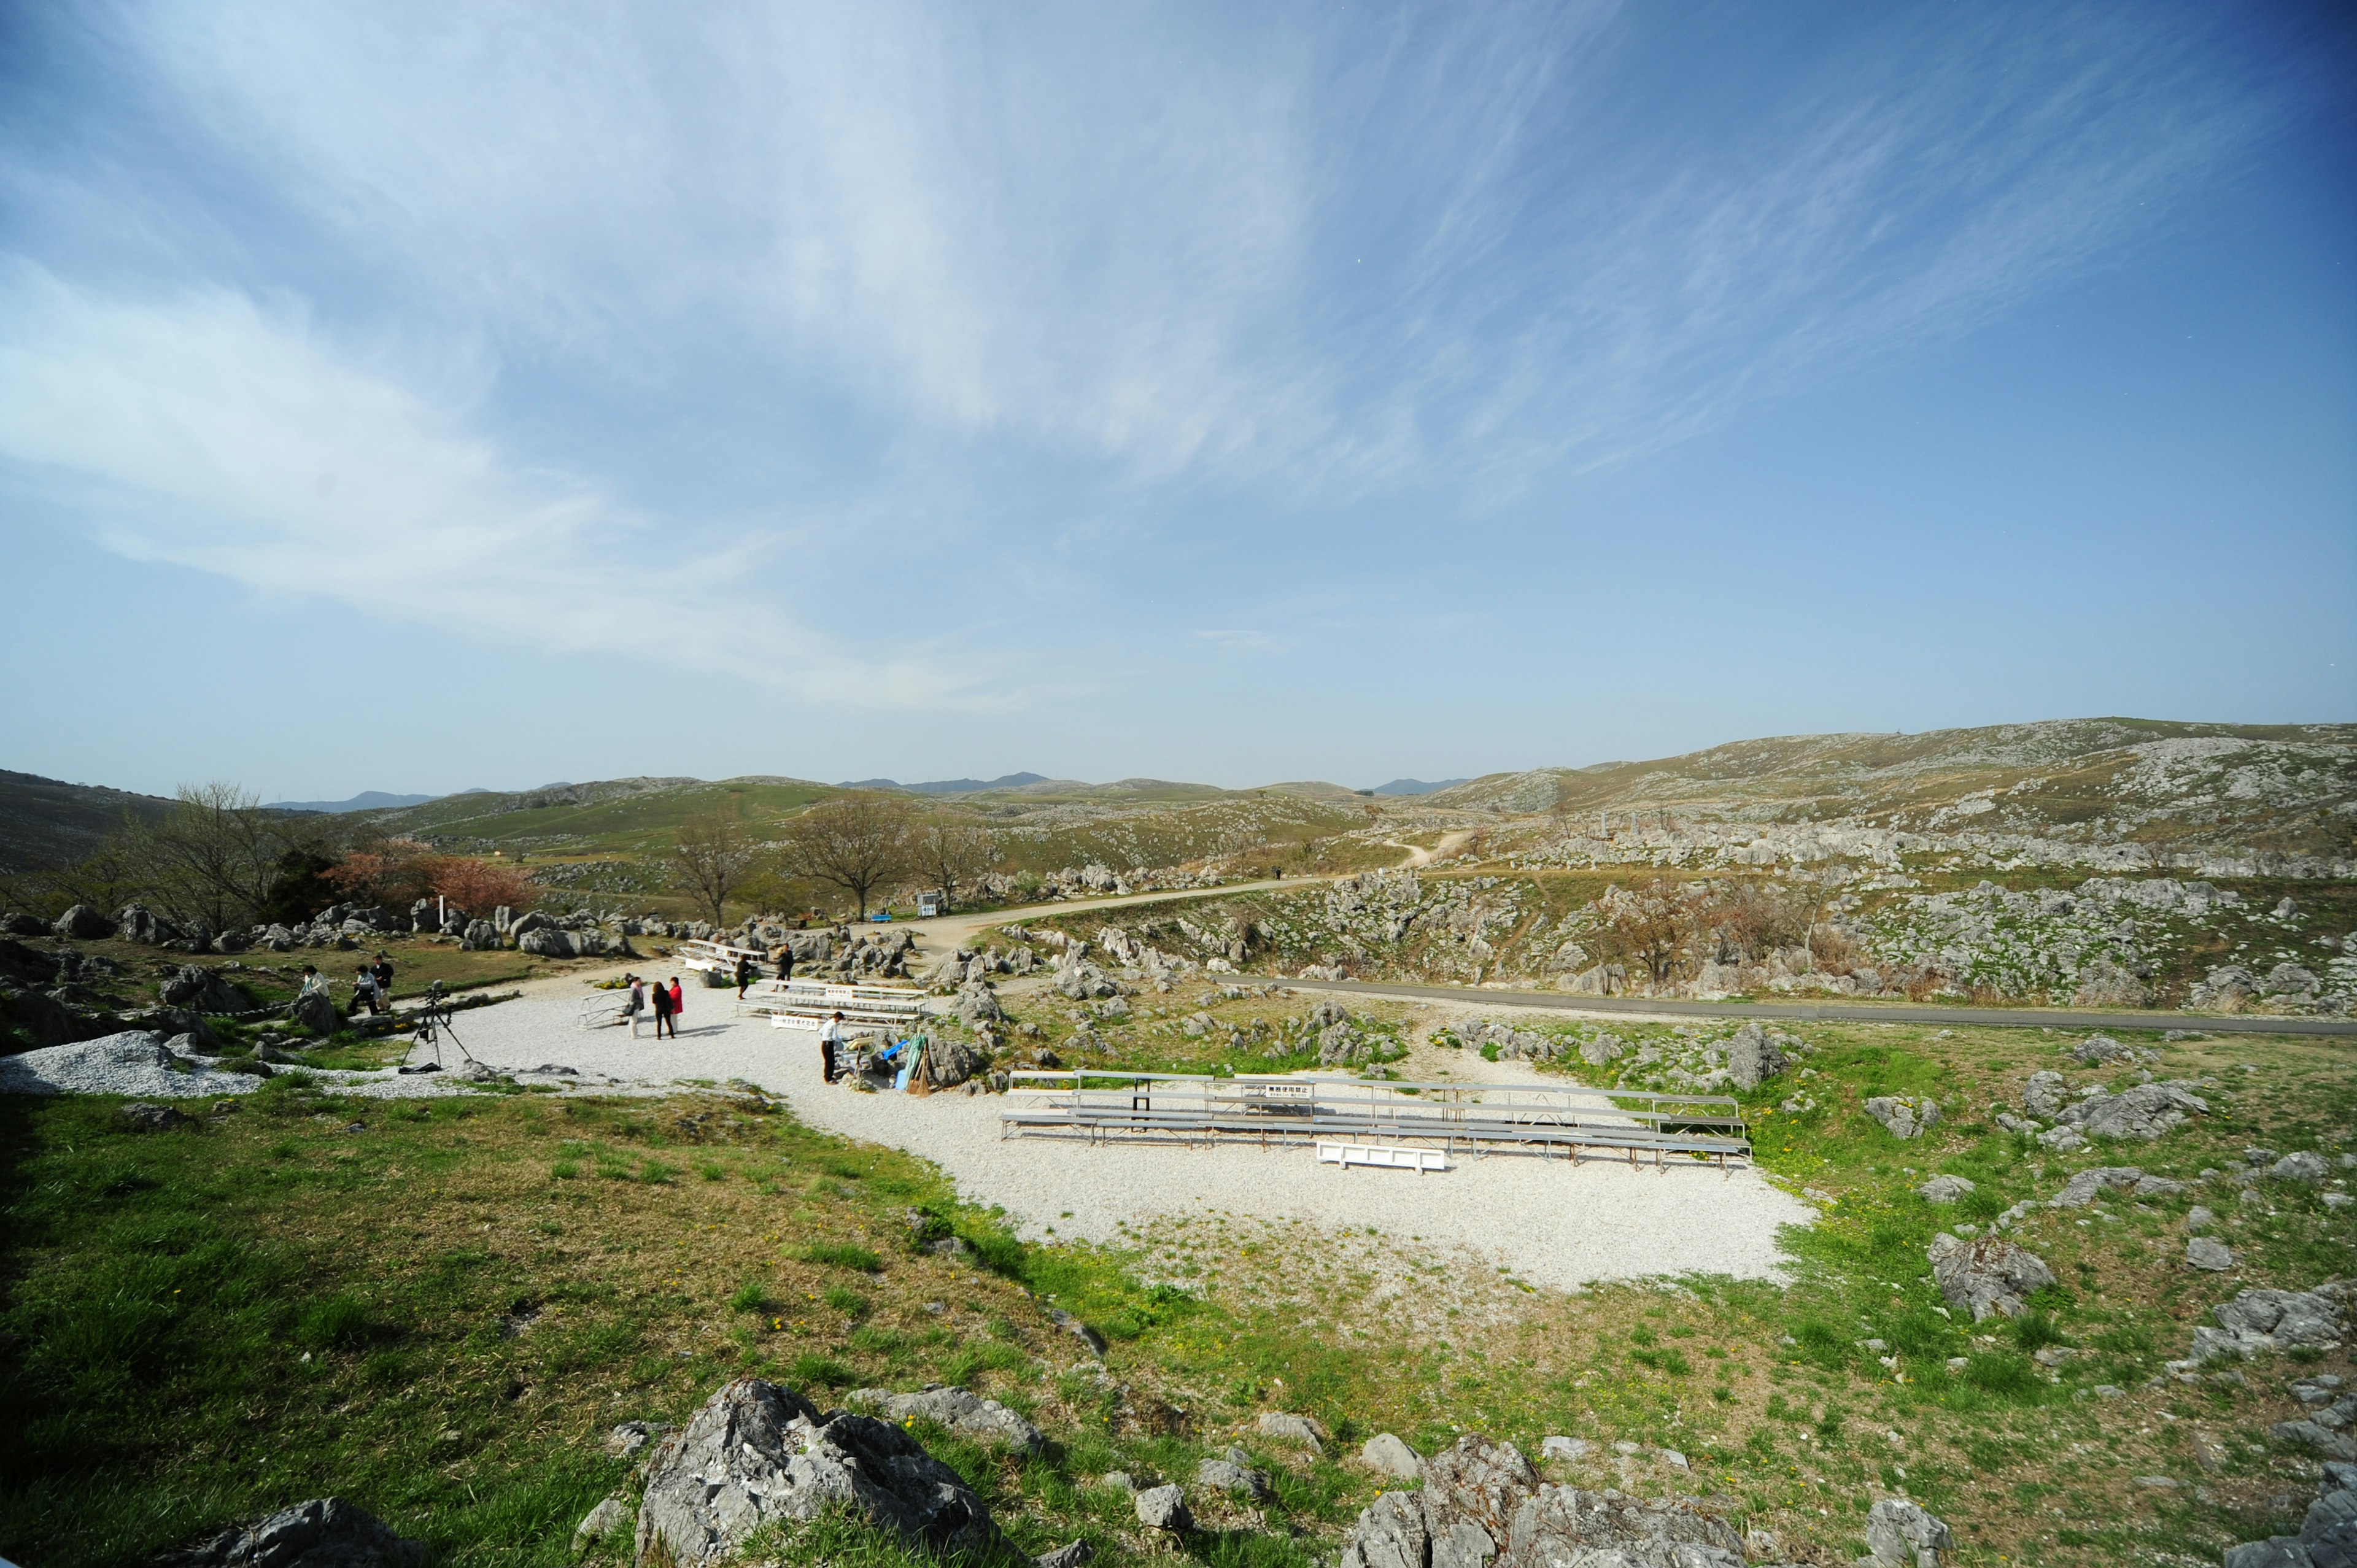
[0,266,991,709]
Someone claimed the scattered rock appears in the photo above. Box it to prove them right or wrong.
[1034,1542,1093,1568]
[2187,1237,2236,1272]
[855,1385,1044,1455]
[1928,1232,2057,1321]
[160,965,247,1015]
[2072,1034,2136,1066]
[1133,1484,1191,1533]
[635,1378,996,1565]
[1918,1175,1976,1204]
[1256,1412,1325,1452]
[2022,1070,2070,1118]
[571,1497,628,1552]
[1540,1435,1592,1463]
[1865,1095,1940,1140]
[2185,1284,2353,1365]
[1338,1489,1426,1568]
[2272,1152,2331,1185]
[1862,1497,1953,1567]
[2055,1081,2208,1141]
[1361,1432,1423,1480]
[2225,1486,2357,1568]
[603,1420,671,1459]
[1725,1020,1787,1090]
[161,1497,424,1568]
[52,904,117,940]
[1196,1458,1269,1498]
[2270,1421,2357,1462]
[2188,1205,2217,1232]
[291,991,339,1037]
[119,1101,190,1132]
[2049,1167,2183,1208]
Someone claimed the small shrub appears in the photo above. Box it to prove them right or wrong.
[550,1161,579,1180]
[296,1292,374,1350]
[788,1351,854,1388]
[729,1281,770,1314]
[802,1243,881,1273]
[699,1162,727,1182]
[2010,1310,2068,1353]
[1964,1352,2041,1396]
[822,1285,870,1318]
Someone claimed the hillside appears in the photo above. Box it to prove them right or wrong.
[1433,719,2357,860]
[0,770,176,873]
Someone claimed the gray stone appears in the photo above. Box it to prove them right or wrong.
[2018,1070,2074,1118]
[2273,1152,2331,1185]
[603,1419,671,1459]
[1338,1489,1426,1568]
[1927,1232,2057,1321]
[2057,1081,2208,1141]
[1539,1435,1591,1463]
[950,982,1005,1030]
[635,1378,995,1566]
[1864,1498,1953,1567]
[861,1385,1043,1455]
[52,903,117,940]
[0,912,47,935]
[160,965,246,1014]
[1919,1175,1976,1204]
[1865,1095,1940,1139]
[1034,1542,1093,1568]
[292,991,339,1037]
[2188,1286,2353,1364]
[120,1102,191,1132]
[2272,1421,2357,1462]
[1726,1020,1787,1090]
[571,1497,628,1551]
[1361,1431,1423,1480]
[162,1496,424,1567]
[1256,1412,1325,1451]
[2049,1166,2150,1208]
[2227,1484,2357,1566]
[1133,1484,1190,1532]
[2072,1033,2131,1065]
[2187,1237,2236,1272]
[518,928,577,958]
[1196,1458,1269,1498]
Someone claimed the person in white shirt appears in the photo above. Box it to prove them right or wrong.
[297,965,331,1000]
[819,1011,847,1084]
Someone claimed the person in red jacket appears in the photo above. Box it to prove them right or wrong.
[668,976,686,1029]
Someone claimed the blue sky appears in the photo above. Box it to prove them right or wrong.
[2,0,2351,800]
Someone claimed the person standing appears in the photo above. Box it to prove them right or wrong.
[651,976,676,1039]
[347,963,381,1018]
[371,952,395,1005]
[622,975,645,1035]
[778,944,795,983]
[819,1010,846,1084]
[734,954,754,998]
[667,976,686,1029]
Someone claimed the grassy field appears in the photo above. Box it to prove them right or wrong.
[0,1010,2350,1567]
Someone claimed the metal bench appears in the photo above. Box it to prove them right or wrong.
[748,978,929,1036]
[998,1070,1750,1170]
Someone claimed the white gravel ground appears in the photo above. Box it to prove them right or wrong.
[452,989,1813,1291]
[9,988,1813,1290]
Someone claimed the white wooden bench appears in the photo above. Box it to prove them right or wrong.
[675,938,772,979]
[1317,1141,1450,1174]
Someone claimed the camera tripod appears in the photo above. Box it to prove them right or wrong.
[399,981,478,1073]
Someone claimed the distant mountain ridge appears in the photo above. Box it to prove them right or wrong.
[1371,778,1471,796]
[266,790,455,814]
[842,773,1051,794]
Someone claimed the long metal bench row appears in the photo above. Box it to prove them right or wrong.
[741,978,931,1034]
[997,1071,1751,1169]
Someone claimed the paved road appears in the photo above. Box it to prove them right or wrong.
[1272,975,2357,1037]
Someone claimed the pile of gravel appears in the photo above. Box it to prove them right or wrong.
[0,1032,265,1099]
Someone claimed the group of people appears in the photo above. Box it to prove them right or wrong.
[618,974,690,1038]
[295,954,397,1017]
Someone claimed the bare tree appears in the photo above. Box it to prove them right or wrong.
[118,783,301,934]
[670,813,759,927]
[910,821,996,911]
[1595,878,1697,989]
[782,793,912,919]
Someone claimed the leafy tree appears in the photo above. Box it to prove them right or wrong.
[908,822,996,912]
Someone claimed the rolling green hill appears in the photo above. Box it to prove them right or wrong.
[0,770,176,873]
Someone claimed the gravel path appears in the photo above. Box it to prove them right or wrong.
[447,989,1813,1291]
